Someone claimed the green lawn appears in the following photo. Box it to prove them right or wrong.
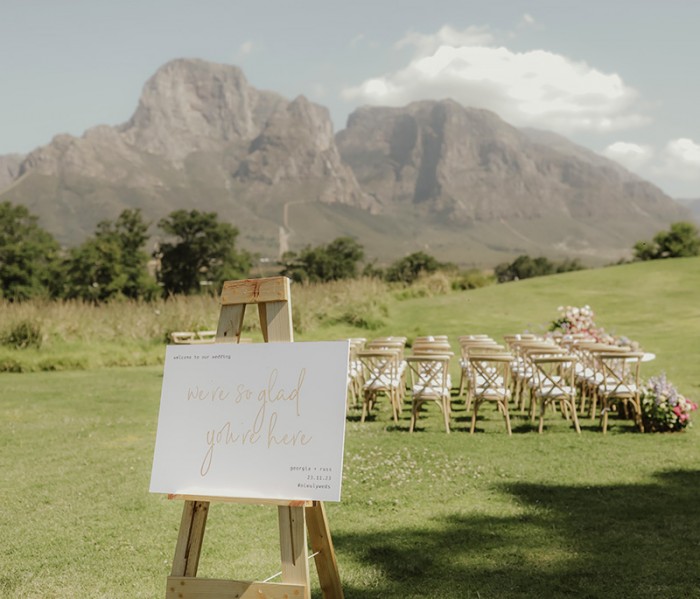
[2,258,699,598]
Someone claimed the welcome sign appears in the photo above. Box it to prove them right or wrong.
[150,340,349,502]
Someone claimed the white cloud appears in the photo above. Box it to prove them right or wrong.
[342,27,648,134]
[349,33,365,47]
[395,25,495,56]
[518,13,539,29]
[654,138,700,181]
[601,138,700,197]
[666,138,700,165]
[602,141,654,171]
[309,82,327,99]
[234,41,255,62]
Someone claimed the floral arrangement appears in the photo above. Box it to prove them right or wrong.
[641,373,697,432]
[549,305,638,348]
[550,305,597,336]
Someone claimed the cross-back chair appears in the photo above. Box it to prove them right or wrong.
[405,354,452,433]
[357,349,404,423]
[530,354,581,434]
[596,351,644,433]
[468,352,513,435]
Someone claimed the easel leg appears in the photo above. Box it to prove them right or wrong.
[306,501,344,599]
[171,500,210,577]
[278,505,310,598]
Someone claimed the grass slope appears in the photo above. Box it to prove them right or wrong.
[1,258,699,597]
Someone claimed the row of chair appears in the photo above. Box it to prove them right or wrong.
[348,336,454,432]
[465,333,646,434]
[349,332,648,434]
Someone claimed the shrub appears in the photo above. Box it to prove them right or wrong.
[1,320,43,349]
[37,357,88,372]
[634,221,700,260]
[0,358,24,372]
[451,269,493,290]
[394,271,452,299]
[331,300,387,330]
[385,251,441,284]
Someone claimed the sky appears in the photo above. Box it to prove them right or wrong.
[1,0,699,199]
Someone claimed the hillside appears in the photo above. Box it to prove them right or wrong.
[678,198,700,222]
[0,58,689,266]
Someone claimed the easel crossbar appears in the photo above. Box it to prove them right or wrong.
[167,577,305,599]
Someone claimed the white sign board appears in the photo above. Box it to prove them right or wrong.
[150,341,349,502]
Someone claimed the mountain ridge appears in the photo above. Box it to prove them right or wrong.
[0,57,689,265]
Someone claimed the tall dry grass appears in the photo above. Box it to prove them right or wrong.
[0,278,397,343]
[0,296,222,344]
[0,274,465,371]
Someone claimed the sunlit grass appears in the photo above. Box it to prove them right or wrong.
[1,258,699,597]
[2,367,698,598]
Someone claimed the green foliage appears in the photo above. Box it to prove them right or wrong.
[280,237,364,283]
[0,201,60,301]
[494,254,584,282]
[393,270,452,299]
[385,251,441,284]
[99,209,157,299]
[157,209,252,295]
[60,209,157,302]
[0,357,24,372]
[61,234,128,302]
[634,221,700,260]
[451,268,494,290]
[37,356,88,372]
[1,319,42,349]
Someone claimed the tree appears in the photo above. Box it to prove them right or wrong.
[0,201,60,301]
[634,221,700,260]
[280,237,364,283]
[385,251,441,284]
[494,254,582,283]
[60,209,157,302]
[61,234,127,302]
[97,209,155,298]
[157,210,251,295]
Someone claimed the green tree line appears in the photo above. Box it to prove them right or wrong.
[0,202,250,302]
[3,199,696,302]
[0,202,459,302]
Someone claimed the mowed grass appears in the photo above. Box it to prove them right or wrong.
[1,257,699,598]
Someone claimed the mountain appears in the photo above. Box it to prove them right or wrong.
[0,154,23,191]
[677,198,700,223]
[0,58,690,265]
[336,101,687,262]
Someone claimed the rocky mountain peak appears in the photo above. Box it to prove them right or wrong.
[120,58,285,161]
[0,154,24,189]
[337,100,687,226]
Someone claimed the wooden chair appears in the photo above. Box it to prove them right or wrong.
[457,337,500,398]
[412,341,453,355]
[511,342,563,413]
[568,342,621,416]
[596,352,644,433]
[530,355,581,434]
[406,354,452,433]
[469,353,513,435]
[346,338,366,409]
[581,344,632,420]
[357,349,404,423]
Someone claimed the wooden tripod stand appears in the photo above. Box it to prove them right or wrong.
[166,277,343,599]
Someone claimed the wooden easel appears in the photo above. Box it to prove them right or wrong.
[166,276,343,599]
